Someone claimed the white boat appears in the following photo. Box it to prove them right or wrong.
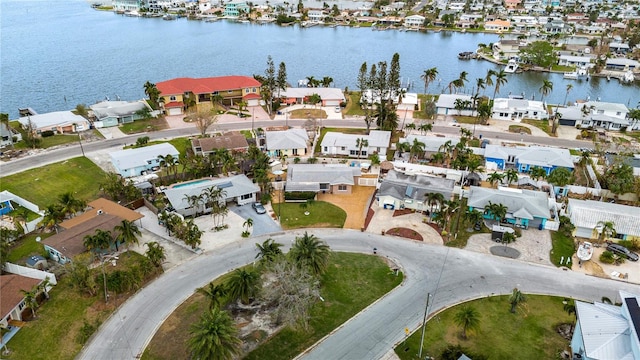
[504,59,518,73]
[563,71,578,80]
[564,66,588,80]
[621,70,635,84]
[577,241,593,262]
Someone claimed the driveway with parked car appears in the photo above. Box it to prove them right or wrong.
[230,203,282,237]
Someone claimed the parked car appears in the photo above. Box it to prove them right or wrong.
[252,202,266,214]
[606,243,639,262]
[334,106,341,113]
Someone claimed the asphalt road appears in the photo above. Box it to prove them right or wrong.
[1,118,593,177]
[77,230,637,360]
[229,204,282,237]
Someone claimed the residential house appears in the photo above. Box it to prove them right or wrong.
[557,55,593,68]
[605,58,639,72]
[265,128,309,158]
[404,14,425,27]
[224,1,250,17]
[605,154,640,176]
[571,290,640,360]
[377,170,455,211]
[609,42,631,54]
[1,121,21,148]
[492,39,521,60]
[320,130,391,159]
[279,87,345,106]
[307,10,327,22]
[491,98,548,121]
[191,133,249,156]
[459,13,483,22]
[16,111,90,135]
[505,0,522,10]
[511,16,538,31]
[544,19,566,33]
[557,103,630,131]
[567,199,640,240]
[399,135,460,159]
[90,100,154,128]
[0,190,43,234]
[113,0,143,12]
[435,94,474,116]
[58,198,144,231]
[484,19,511,31]
[1,274,43,327]
[110,143,180,178]
[467,186,552,229]
[156,76,261,115]
[285,164,361,194]
[483,144,574,174]
[163,174,260,216]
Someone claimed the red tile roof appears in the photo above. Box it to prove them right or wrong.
[164,101,184,108]
[243,93,261,100]
[1,275,42,318]
[157,76,261,96]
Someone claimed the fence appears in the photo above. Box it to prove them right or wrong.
[4,263,57,285]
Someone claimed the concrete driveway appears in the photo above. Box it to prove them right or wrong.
[229,203,282,237]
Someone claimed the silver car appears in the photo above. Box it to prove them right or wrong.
[252,202,266,214]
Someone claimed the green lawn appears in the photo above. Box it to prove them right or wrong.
[0,157,105,207]
[344,92,365,116]
[274,201,346,229]
[12,134,81,149]
[508,125,532,134]
[395,294,573,360]
[521,119,553,136]
[6,233,50,263]
[240,130,253,139]
[120,117,169,134]
[289,109,327,119]
[452,116,480,125]
[550,231,575,268]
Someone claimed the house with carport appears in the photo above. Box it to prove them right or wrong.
[377,170,455,211]
[16,111,89,135]
[566,199,640,241]
[191,132,249,156]
[320,130,391,159]
[279,87,345,106]
[265,128,309,158]
[110,143,179,177]
[483,144,573,175]
[285,164,361,195]
[467,186,554,229]
[90,100,154,128]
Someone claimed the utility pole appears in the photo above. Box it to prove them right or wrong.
[418,293,431,359]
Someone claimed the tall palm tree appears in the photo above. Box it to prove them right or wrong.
[197,282,228,310]
[83,229,113,255]
[529,166,547,181]
[453,305,480,339]
[21,288,39,318]
[487,172,504,188]
[289,231,331,275]
[424,192,445,219]
[509,288,526,313]
[40,204,65,234]
[504,169,519,186]
[420,67,438,96]
[484,69,495,96]
[458,71,469,91]
[539,79,553,104]
[465,208,484,228]
[158,154,178,179]
[145,241,166,268]
[188,308,241,360]
[226,268,260,305]
[564,300,577,332]
[491,70,508,101]
[595,220,616,244]
[321,76,333,87]
[430,152,445,165]
[475,77,485,98]
[418,122,433,135]
[255,238,284,264]
[409,138,425,163]
[563,83,573,107]
[114,219,141,251]
[356,137,369,159]
[485,201,507,223]
[58,192,86,218]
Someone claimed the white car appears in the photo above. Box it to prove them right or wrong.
[334,106,341,113]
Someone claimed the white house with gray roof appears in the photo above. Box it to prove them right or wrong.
[571,290,640,360]
[16,110,90,135]
[265,129,309,158]
[557,102,631,130]
[435,94,474,116]
[399,135,460,159]
[321,130,391,159]
[279,87,345,106]
[110,143,179,178]
[467,186,553,229]
[285,164,360,194]
[163,174,259,217]
[377,170,455,211]
[483,144,573,175]
[491,98,548,121]
[567,199,640,240]
[90,100,154,128]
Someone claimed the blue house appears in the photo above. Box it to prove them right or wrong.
[0,199,13,216]
[483,144,573,175]
[224,1,249,17]
[467,186,552,229]
[110,143,179,178]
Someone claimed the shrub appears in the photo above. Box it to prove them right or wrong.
[41,130,55,137]
[618,240,639,251]
[241,231,250,238]
[599,250,615,264]
[284,191,316,201]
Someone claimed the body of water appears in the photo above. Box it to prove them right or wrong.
[1,0,638,119]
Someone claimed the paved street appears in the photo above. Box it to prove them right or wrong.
[78,229,637,360]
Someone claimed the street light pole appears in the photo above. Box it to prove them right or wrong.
[418,293,431,359]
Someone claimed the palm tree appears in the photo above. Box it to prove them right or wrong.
[409,138,425,163]
[289,231,331,275]
[143,81,161,109]
[420,67,438,96]
[563,83,573,107]
[40,204,65,233]
[83,229,113,255]
[197,282,228,310]
[404,123,416,133]
[188,308,241,360]
[487,172,504,188]
[453,305,480,339]
[539,79,553,104]
[321,76,333,87]
[491,70,508,101]
[114,219,141,251]
[158,154,178,180]
[226,268,260,305]
[430,152,445,165]
[145,241,166,268]
[424,192,445,219]
[58,192,86,218]
[418,122,433,135]
[504,169,519,186]
[465,208,484,229]
[0,113,14,149]
[475,77,485,98]
[243,218,253,233]
[509,288,526,313]
[21,288,39,318]
[458,71,469,91]
[579,151,591,187]
[564,300,577,332]
[484,69,495,96]
[356,137,369,159]
[484,201,507,223]
[595,220,616,244]
[529,166,547,181]
[255,238,284,264]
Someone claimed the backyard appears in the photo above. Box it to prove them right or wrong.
[395,294,573,360]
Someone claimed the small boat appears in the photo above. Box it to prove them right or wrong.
[504,59,518,73]
[577,241,593,262]
[163,14,176,20]
[458,51,476,60]
[621,70,635,84]
[564,71,578,80]
[565,66,588,80]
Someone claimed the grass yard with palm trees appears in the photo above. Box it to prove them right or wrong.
[274,201,347,229]
[395,294,573,360]
[0,157,105,207]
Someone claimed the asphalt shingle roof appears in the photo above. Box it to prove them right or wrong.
[286,164,360,185]
[467,186,550,219]
[110,143,179,173]
[265,129,308,151]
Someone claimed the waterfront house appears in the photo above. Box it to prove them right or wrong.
[156,76,261,115]
[1,274,43,327]
[279,87,345,106]
[1,122,22,147]
[605,58,639,72]
[285,164,361,195]
[16,111,90,135]
[556,103,630,131]
[483,144,574,174]
[224,1,250,17]
[265,128,309,158]
[492,39,521,60]
[491,98,548,121]
[484,19,511,32]
[557,55,593,68]
[191,133,249,156]
[110,143,180,178]
[163,175,260,217]
[399,135,460,159]
[113,0,143,12]
[307,10,327,22]
[320,130,391,159]
[435,94,474,116]
[571,290,640,360]
[609,42,631,54]
[567,199,640,240]
[90,100,154,128]
[467,186,552,229]
[377,170,454,211]
[404,14,425,27]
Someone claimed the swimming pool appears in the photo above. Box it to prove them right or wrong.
[171,179,214,189]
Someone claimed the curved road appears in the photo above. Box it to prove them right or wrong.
[78,230,636,360]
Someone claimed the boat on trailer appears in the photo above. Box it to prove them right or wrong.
[577,241,593,262]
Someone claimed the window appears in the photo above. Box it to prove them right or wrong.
[292,149,298,155]
[241,193,252,200]
[212,91,218,95]
[341,147,346,151]
[170,96,176,101]
[533,112,537,116]
[228,90,233,94]
[323,146,328,152]
[616,112,621,116]
[252,87,256,92]
[338,185,347,191]
[361,151,367,156]
[350,150,357,155]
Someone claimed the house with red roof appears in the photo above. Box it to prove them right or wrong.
[156,76,262,115]
[1,274,42,327]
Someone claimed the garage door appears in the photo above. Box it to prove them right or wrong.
[575,227,593,238]
[559,119,576,126]
[325,100,340,106]
[168,108,182,116]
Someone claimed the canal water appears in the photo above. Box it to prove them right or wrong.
[1,0,638,118]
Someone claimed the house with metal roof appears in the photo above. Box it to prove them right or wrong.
[320,130,391,160]
[435,94,474,116]
[191,133,249,156]
[571,290,640,360]
[483,144,573,175]
[491,98,548,121]
[556,105,631,131]
[567,199,640,240]
[110,143,179,178]
[16,110,90,135]
[90,100,154,128]
[163,174,259,217]
[399,135,460,159]
[279,88,345,107]
[605,58,639,72]
[377,170,454,211]
[265,129,309,158]
[467,186,552,229]
[285,164,361,194]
